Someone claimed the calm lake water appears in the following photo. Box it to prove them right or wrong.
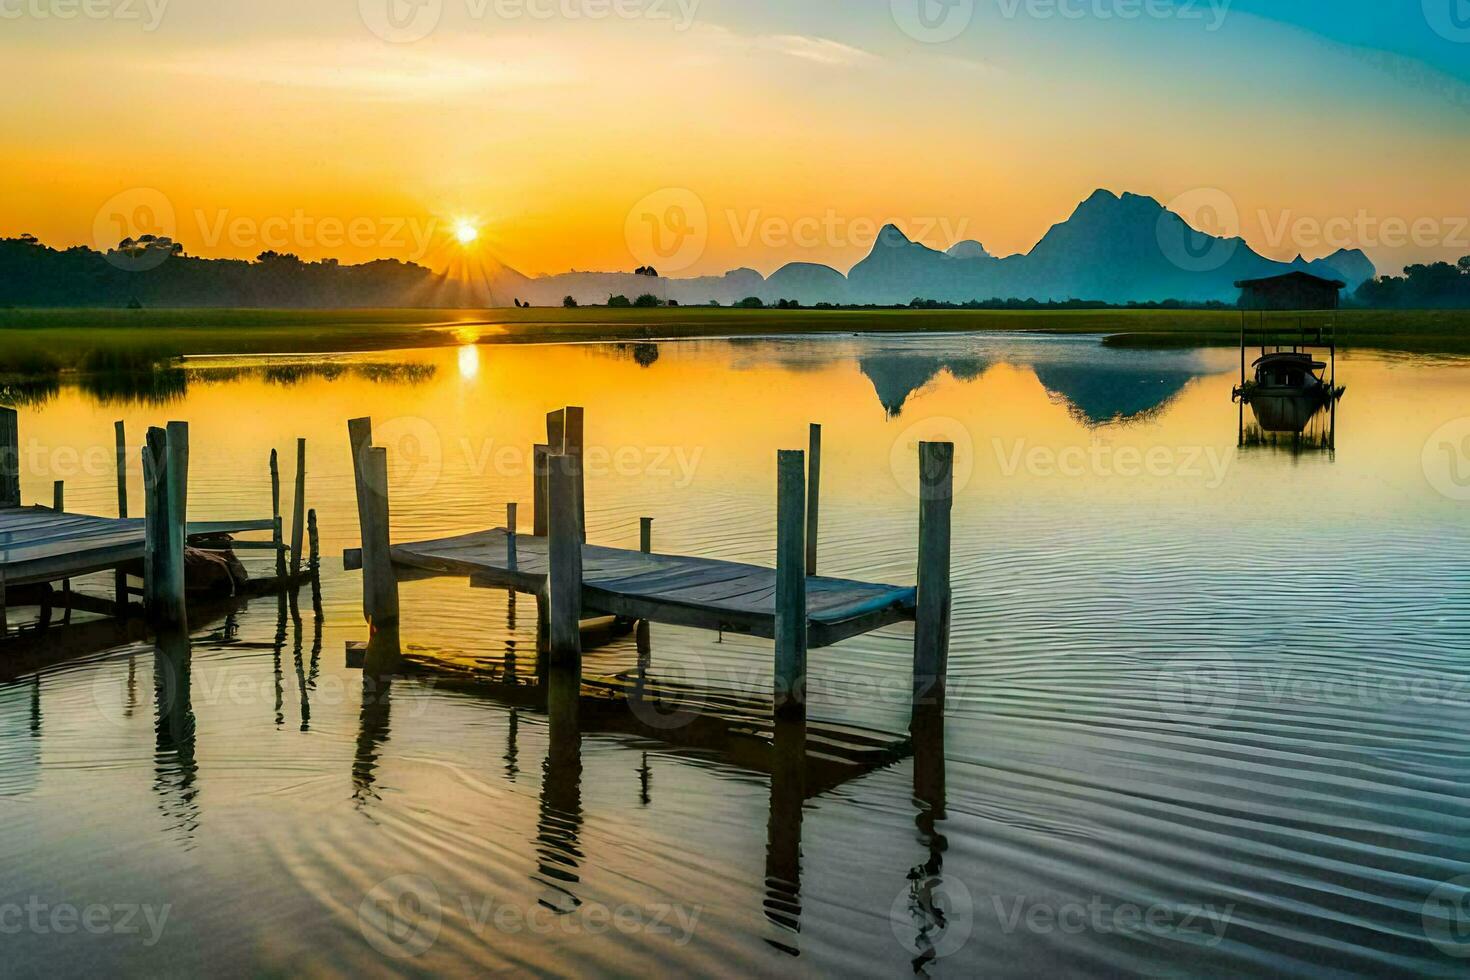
[2,332,1468,977]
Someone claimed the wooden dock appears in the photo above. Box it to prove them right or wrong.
[352,527,916,648]
[347,406,954,727]
[0,406,317,637]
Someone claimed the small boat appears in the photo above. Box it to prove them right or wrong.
[1232,350,1345,405]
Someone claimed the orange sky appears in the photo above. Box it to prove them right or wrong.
[2,2,1466,278]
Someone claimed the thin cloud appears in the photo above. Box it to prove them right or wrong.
[759,34,878,67]
[157,38,579,100]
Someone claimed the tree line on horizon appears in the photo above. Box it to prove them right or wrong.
[2,235,1468,311]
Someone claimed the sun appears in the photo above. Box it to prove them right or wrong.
[453,220,479,245]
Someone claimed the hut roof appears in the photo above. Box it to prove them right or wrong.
[1234,270,1346,290]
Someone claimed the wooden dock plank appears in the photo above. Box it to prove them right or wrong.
[0,506,287,588]
[388,527,916,647]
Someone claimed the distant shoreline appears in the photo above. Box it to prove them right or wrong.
[1,307,1468,380]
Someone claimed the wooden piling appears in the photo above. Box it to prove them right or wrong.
[636,517,653,653]
[545,452,583,669]
[806,423,821,576]
[307,508,320,574]
[348,417,377,619]
[565,407,586,543]
[361,446,400,632]
[270,449,287,580]
[774,450,807,720]
[114,420,129,614]
[290,438,307,579]
[506,502,518,569]
[52,480,70,617]
[0,406,18,509]
[143,424,188,628]
[532,444,550,537]
[913,442,954,722]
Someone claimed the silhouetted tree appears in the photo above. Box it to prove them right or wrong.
[633,293,660,307]
[736,296,764,309]
[1356,257,1470,308]
[563,295,578,308]
[608,294,631,308]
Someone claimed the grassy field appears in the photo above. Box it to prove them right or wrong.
[1,306,1467,377]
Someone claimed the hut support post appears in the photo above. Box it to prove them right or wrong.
[913,442,954,726]
[0,406,18,509]
[774,450,807,721]
[806,423,821,576]
[545,452,583,671]
[290,438,307,580]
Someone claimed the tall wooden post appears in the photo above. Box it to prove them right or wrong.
[532,444,550,537]
[0,406,19,509]
[290,438,307,579]
[348,418,377,620]
[545,452,583,670]
[270,449,287,581]
[361,446,400,634]
[806,423,821,576]
[307,508,321,575]
[913,442,954,724]
[52,480,63,511]
[114,420,129,614]
[637,517,653,654]
[775,450,807,720]
[565,407,585,543]
[143,424,188,629]
[506,502,518,569]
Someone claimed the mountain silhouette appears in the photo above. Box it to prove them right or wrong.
[0,189,1376,309]
[513,189,1374,307]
